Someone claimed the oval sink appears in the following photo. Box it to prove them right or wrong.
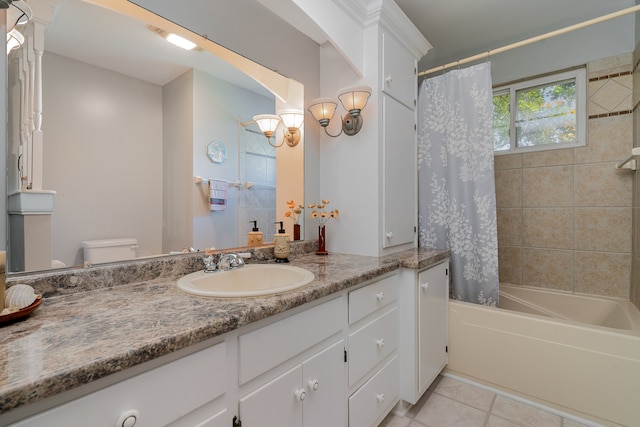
[177,264,315,297]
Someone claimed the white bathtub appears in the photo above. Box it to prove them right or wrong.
[447,284,640,426]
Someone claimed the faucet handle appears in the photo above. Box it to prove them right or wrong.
[203,254,217,272]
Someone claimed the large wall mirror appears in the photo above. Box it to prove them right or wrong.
[6,0,305,273]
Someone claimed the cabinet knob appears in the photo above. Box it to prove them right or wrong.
[421,282,430,290]
[376,292,385,302]
[308,379,320,391]
[116,410,139,427]
[386,232,394,239]
[376,393,385,403]
[385,75,393,84]
[295,388,307,401]
[376,338,385,348]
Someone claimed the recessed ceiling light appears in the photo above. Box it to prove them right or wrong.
[165,33,197,50]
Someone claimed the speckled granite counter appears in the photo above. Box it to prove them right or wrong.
[0,247,448,418]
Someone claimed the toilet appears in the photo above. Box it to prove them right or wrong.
[82,238,139,266]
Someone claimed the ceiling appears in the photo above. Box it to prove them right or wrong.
[32,0,639,92]
[394,0,636,70]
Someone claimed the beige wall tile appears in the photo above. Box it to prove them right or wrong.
[632,255,640,308]
[590,79,631,113]
[574,163,632,207]
[495,168,521,208]
[523,248,573,291]
[523,208,573,249]
[575,252,630,298]
[574,207,631,253]
[635,208,640,258]
[498,246,522,285]
[494,153,522,170]
[588,53,632,77]
[522,148,573,168]
[497,208,522,247]
[576,115,632,164]
[522,166,573,207]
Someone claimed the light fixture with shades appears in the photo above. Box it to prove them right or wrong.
[307,85,372,137]
[251,109,304,148]
[6,28,24,54]
[5,0,32,55]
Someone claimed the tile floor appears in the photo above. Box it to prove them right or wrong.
[379,375,597,427]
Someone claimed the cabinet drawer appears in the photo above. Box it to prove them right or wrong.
[349,355,399,427]
[239,297,343,384]
[348,307,398,386]
[348,274,397,324]
[12,342,228,427]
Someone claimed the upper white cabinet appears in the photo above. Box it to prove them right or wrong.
[381,31,417,109]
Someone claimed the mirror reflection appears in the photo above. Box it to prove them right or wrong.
[6,0,303,273]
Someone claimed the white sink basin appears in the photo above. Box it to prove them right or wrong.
[177,264,315,297]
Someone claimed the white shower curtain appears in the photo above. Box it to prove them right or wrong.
[417,63,499,306]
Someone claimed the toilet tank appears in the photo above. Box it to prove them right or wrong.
[82,238,138,266]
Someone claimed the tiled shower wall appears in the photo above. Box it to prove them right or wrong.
[495,53,634,299]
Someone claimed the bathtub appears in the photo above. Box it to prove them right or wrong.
[446,284,640,426]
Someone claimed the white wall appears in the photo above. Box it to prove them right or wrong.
[42,52,163,266]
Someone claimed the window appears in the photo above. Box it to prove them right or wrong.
[493,68,586,153]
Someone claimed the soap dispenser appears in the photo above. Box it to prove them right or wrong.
[247,221,264,247]
[273,221,290,263]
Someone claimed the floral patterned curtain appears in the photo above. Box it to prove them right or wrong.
[417,63,499,306]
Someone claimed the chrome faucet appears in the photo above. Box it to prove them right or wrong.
[217,253,245,271]
[203,254,218,273]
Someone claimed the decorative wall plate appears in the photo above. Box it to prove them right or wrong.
[207,140,227,163]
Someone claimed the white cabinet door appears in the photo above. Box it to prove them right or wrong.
[239,340,346,427]
[381,31,416,109]
[302,340,346,427]
[382,94,416,248]
[418,261,449,393]
[239,365,303,427]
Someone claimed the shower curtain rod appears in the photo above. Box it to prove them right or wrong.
[419,4,640,77]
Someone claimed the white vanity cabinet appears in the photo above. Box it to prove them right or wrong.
[10,342,230,427]
[398,259,450,405]
[237,297,346,427]
[380,29,418,250]
[347,274,400,426]
[239,340,346,427]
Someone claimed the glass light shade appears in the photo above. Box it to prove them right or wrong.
[278,109,304,129]
[6,29,24,54]
[337,85,372,115]
[253,114,281,138]
[307,98,338,126]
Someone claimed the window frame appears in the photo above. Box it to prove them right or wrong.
[493,68,587,155]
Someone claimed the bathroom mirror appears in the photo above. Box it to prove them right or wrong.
[6,0,305,273]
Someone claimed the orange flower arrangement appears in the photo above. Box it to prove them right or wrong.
[308,199,339,225]
[284,200,304,224]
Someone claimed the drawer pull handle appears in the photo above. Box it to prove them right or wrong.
[376,338,385,348]
[385,75,393,84]
[377,393,385,403]
[295,389,307,402]
[376,292,385,302]
[117,410,140,427]
[308,379,320,391]
[421,282,430,290]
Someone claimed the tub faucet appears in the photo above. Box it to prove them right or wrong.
[217,253,245,271]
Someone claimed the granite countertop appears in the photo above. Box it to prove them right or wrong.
[0,248,448,417]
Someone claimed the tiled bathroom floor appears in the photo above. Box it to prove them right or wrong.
[379,375,596,427]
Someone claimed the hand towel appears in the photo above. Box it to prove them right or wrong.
[209,179,227,211]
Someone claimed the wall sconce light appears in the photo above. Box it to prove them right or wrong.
[307,85,372,137]
[6,28,24,54]
[252,109,304,148]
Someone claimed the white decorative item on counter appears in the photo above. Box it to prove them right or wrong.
[5,284,39,310]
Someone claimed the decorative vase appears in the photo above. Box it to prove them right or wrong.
[293,223,301,241]
[316,225,328,255]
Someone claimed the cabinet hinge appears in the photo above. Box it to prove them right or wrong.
[233,415,242,427]
[414,226,417,233]
[446,268,449,276]
[414,123,417,131]
[414,67,417,75]
[446,345,448,353]
[344,348,348,363]
[414,98,417,107]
